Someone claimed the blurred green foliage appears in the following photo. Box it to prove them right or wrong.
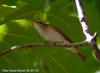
[0,0,100,73]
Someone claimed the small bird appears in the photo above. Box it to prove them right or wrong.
[33,20,86,60]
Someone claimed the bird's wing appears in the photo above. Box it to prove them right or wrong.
[33,20,86,60]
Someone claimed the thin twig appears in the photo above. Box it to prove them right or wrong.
[0,41,89,57]
[0,0,100,60]
[75,0,93,42]
[75,0,100,60]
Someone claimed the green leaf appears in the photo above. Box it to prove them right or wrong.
[0,0,100,73]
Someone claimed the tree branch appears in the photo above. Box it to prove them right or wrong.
[0,0,100,61]
[0,41,89,57]
[75,0,100,60]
